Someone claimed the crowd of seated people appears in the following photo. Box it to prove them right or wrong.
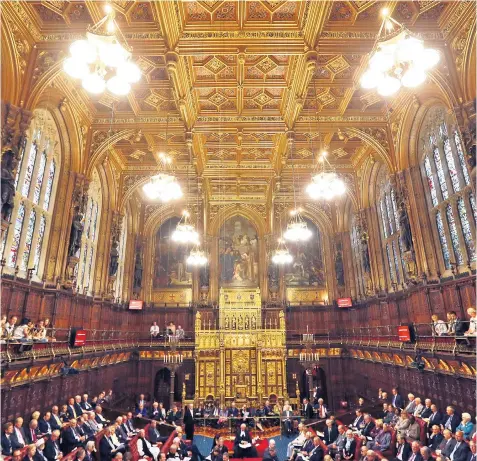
[150,322,185,341]
[0,390,126,461]
[1,316,53,343]
[431,310,476,337]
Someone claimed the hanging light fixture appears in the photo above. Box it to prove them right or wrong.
[186,174,208,266]
[172,210,199,245]
[284,208,312,242]
[272,238,293,265]
[284,134,312,242]
[63,4,141,96]
[306,150,346,201]
[360,8,440,96]
[142,110,183,202]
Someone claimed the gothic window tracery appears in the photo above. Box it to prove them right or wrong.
[76,170,102,295]
[1,109,60,278]
[419,106,475,271]
[350,215,366,298]
[115,217,128,301]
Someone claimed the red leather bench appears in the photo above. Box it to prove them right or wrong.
[160,429,178,454]
[416,418,428,442]
[61,448,78,461]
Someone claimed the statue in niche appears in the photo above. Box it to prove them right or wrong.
[335,251,345,286]
[238,315,244,329]
[244,316,250,330]
[360,231,371,273]
[109,240,119,277]
[231,317,236,329]
[399,201,413,252]
[268,258,279,289]
[225,317,230,329]
[251,316,256,329]
[199,264,209,287]
[133,251,143,289]
[1,149,17,221]
[68,206,84,257]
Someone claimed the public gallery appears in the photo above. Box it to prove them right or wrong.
[0,2,475,461]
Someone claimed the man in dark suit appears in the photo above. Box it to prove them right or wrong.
[263,440,277,461]
[184,403,195,441]
[428,425,444,451]
[148,420,168,446]
[100,428,118,461]
[80,394,93,412]
[25,419,41,445]
[428,405,443,432]
[448,432,471,461]
[467,440,476,461]
[11,417,27,450]
[263,446,279,461]
[361,415,376,439]
[308,437,324,461]
[420,399,433,419]
[49,407,63,432]
[234,423,257,458]
[38,412,52,436]
[1,422,14,456]
[302,399,314,420]
[296,432,314,461]
[351,409,364,429]
[67,398,79,420]
[443,406,460,433]
[44,430,63,461]
[63,419,85,454]
[408,441,424,461]
[438,429,457,458]
[167,405,182,425]
[395,435,412,461]
[74,396,84,417]
[94,406,110,426]
[136,394,147,411]
[114,417,128,445]
[392,388,404,410]
[136,403,148,418]
[324,420,339,445]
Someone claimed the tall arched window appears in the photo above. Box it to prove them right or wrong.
[76,170,102,295]
[420,106,475,271]
[378,185,405,288]
[115,215,127,301]
[350,214,366,299]
[1,109,60,279]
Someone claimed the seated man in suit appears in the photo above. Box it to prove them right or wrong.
[428,425,444,451]
[63,419,85,454]
[328,425,347,458]
[359,414,376,439]
[100,426,126,461]
[324,419,339,446]
[67,398,79,420]
[420,447,434,461]
[409,442,424,461]
[444,406,460,434]
[234,423,258,459]
[420,400,433,419]
[81,394,93,412]
[114,417,129,445]
[11,417,27,450]
[263,440,276,461]
[74,396,84,416]
[367,423,391,453]
[263,446,279,461]
[2,422,14,456]
[137,428,159,461]
[148,420,168,447]
[38,412,52,437]
[49,407,64,432]
[44,430,62,461]
[295,431,314,461]
[427,405,443,434]
[437,429,456,458]
[136,403,148,418]
[448,431,471,461]
[94,405,110,426]
[395,434,412,461]
[308,436,324,461]
[413,398,425,417]
[167,405,182,426]
[351,409,365,430]
[25,419,41,445]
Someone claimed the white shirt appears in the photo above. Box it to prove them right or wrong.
[150,325,160,335]
[14,427,25,444]
[434,320,448,336]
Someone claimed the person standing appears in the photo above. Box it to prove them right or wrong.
[184,403,195,441]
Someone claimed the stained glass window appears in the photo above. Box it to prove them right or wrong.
[424,156,439,207]
[386,243,395,283]
[21,141,38,198]
[20,209,36,271]
[380,200,388,238]
[470,193,477,223]
[385,193,395,234]
[391,241,400,285]
[433,146,448,200]
[454,131,471,185]
[8,203,25,267]
[33,214,46,273]
[446,204,464,266]
[33,151,47,205]
[436,211,451,270]
[443,136,460,193]
[391,189,400,230]
[43,159,55,211]
[457,197,475,262]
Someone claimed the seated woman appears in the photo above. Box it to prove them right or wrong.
[395,411,411,437]
[33,320,48,342]
[456,413,475,441]
[287,423,307,459]
[405,416,420,442]
[342,430,357,461]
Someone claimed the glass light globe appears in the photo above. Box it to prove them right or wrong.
[377,75,401,96]
[284,220,312,242]
[360,69,384,89]
[401,67,427,88]
[419,48,440,70]
[272,248,293,265]
[117,61,141,83]
[106,76,131,96]
[63,57,89,79]
[99,42,128,68]
[369,50,394,72]
[82,73,106,94]
[397,36,424,62]
[69,40,97,64]
[172,224,199,245]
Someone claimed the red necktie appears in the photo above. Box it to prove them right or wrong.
[32,429,37,442]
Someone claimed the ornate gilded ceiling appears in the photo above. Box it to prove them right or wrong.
[1,0,468,209]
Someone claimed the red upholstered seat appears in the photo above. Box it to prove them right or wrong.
[160,429,178,454]
[416,418,428,442]
[60,448,78,461]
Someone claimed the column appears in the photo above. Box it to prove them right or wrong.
[170,368,176,409]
